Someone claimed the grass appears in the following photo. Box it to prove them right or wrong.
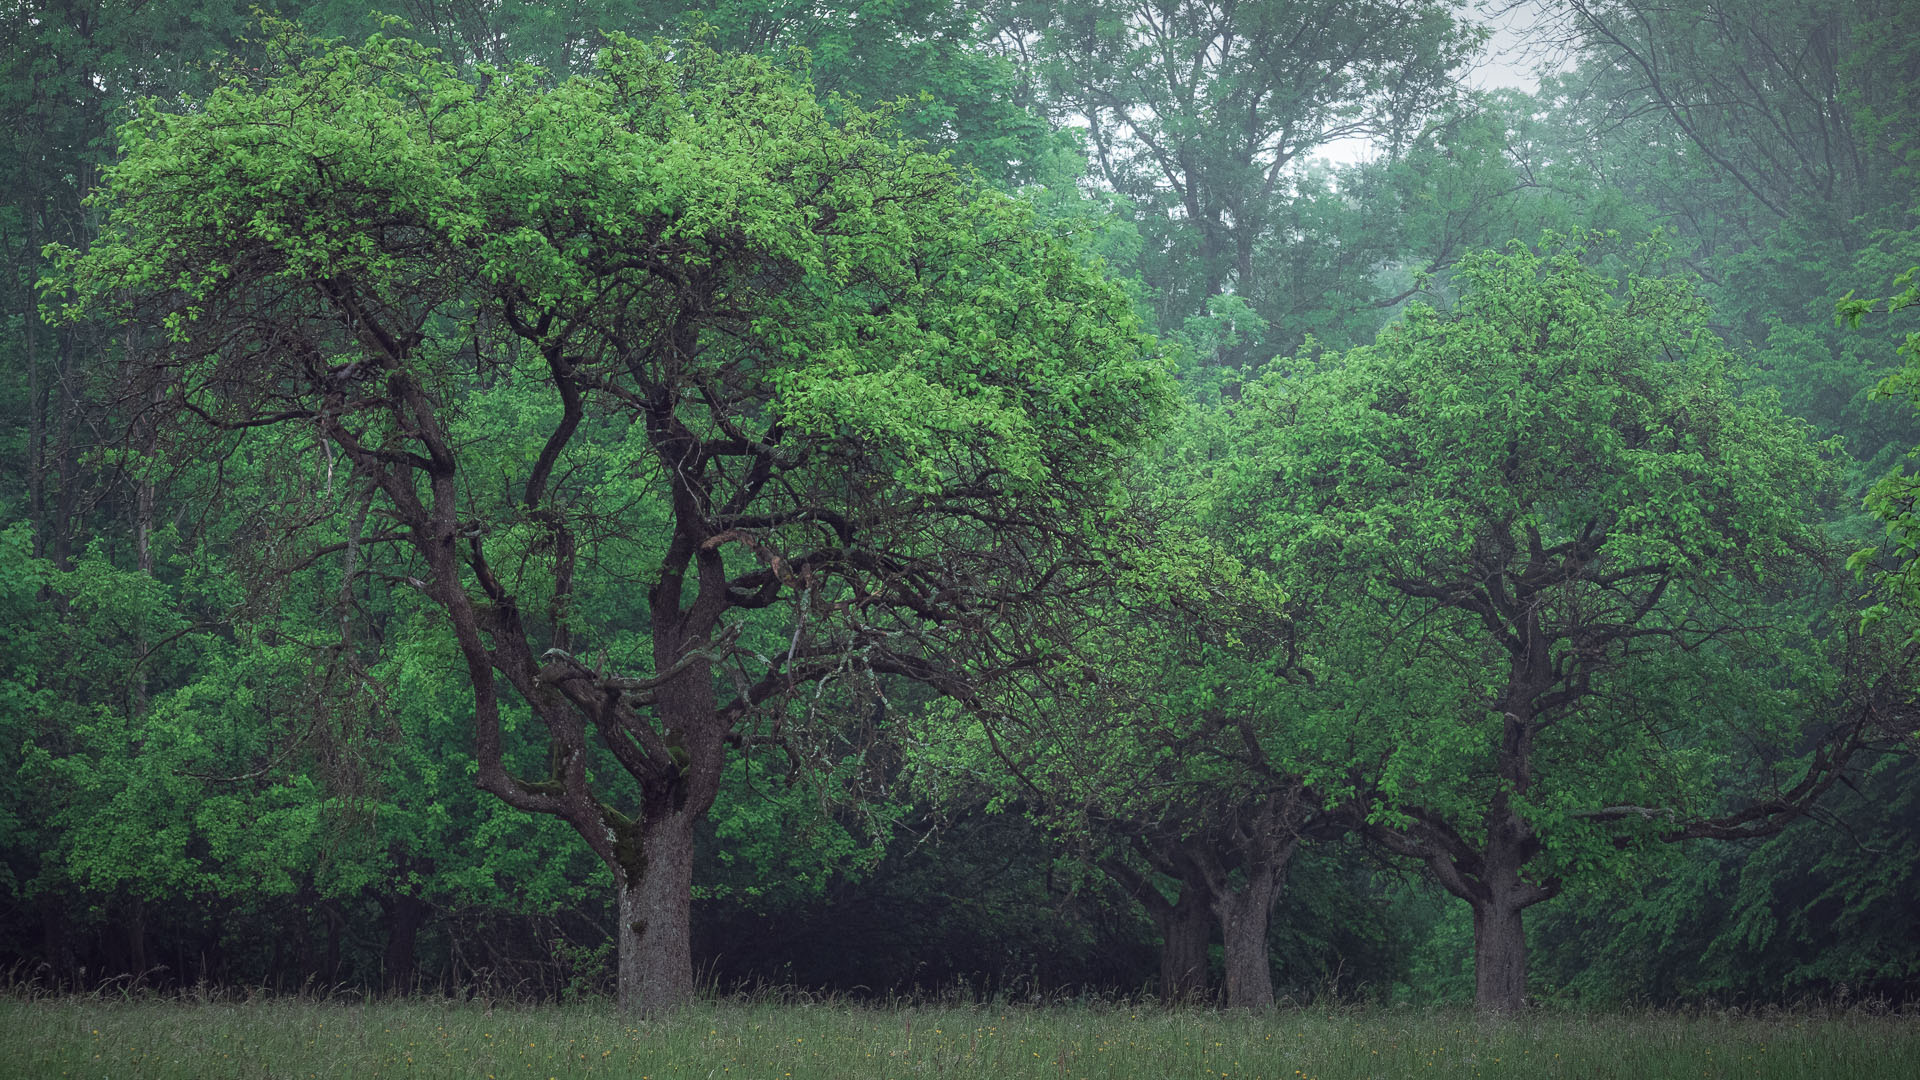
[1,995,1916,1079]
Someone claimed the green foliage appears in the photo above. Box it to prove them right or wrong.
[47,20,1171,1009]
[1840,264,1920,608]
[1225,232,1842,881]
[1532,754,1920,1004]
[3,0,1916,1007]
[0,523,53,903]
[1011,0,1480,355]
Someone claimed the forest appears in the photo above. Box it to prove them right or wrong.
[3,0,1920,1025]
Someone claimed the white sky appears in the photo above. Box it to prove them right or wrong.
[1467,1,1552,93]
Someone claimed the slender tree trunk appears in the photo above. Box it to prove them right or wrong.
[201,909,225,987]
[23,202,48,559]
[322,902,343,985]
[131,374,156,711]
[616,806,699,1014]
[125,896,148,982]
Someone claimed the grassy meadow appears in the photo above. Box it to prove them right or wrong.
[1,995,1916,1080]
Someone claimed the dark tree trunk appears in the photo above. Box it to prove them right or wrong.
[1160,881,1211,1003]
[40,896,72,989]
[382,893,429,996]
[23,203,47,560]
[1212,855,1287,1010]
[1215,893,1273,1009]
[1409,806,1550,1015]
[1471,894,1527,1013]
[1467,819,1541,1014]
[1101,854,1212,1003]
[322,901,343,985]
[125,896,148,982]
[50,330,81,570]
[616,806,699,1014]
[200,910,225,986]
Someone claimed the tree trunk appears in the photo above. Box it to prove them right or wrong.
[1456,818,1543,1015]
[322,901,343,986]
[1160,881,1210,1003]
[382,893,428,996]
[1101,853,1212,1003]
[41,895,72,990]
[23,202,47,560]
[50,330,81,570]
[616,806,699,1015]
[1472,895,1527,1013]
[125,896,149,983]
[1213,864,1282,1010]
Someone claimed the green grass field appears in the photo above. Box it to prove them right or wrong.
[2,996,1915,1079]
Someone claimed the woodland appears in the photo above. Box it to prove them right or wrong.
[3,0,1920,1021]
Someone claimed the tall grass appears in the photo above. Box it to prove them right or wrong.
[1,993,1915,1079]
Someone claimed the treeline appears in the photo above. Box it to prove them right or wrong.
[3,0,1919,1014]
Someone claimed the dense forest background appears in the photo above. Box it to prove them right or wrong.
[4,0,1920,1011]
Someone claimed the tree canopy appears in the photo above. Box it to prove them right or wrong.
[1220,236,1869,1010]
[52,26,1170,1012]
[6,0,1917,1015]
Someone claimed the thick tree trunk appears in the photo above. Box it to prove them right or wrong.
[1213,864,1283,1010]
[1472,896,1527,1014]
[1458,818,1543,1014]
[616,806,699,1015]
[1159,883,1211,1003]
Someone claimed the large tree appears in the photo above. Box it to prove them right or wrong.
[53,30,1170,1012]
[1222,236,1873,1012]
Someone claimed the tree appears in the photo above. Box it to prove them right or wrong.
[0,0,273,564]
[1840,267,1920,608]
[998,0,1479,349]
[314,2,1072,189]
[53,30,1170,1012]
[1056,551,1331,1010]
[1554,0,1916,231]
[1223,235,1867,1012]
[1542,0,1920,462]
[1530,749,1920,1005]
[913,408,1351,1008]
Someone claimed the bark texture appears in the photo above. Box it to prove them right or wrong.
[1471,894,1528,1014]
[1160,882,1212,1003]
[617,808,699,1013]
[1211,857,1285,1010]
